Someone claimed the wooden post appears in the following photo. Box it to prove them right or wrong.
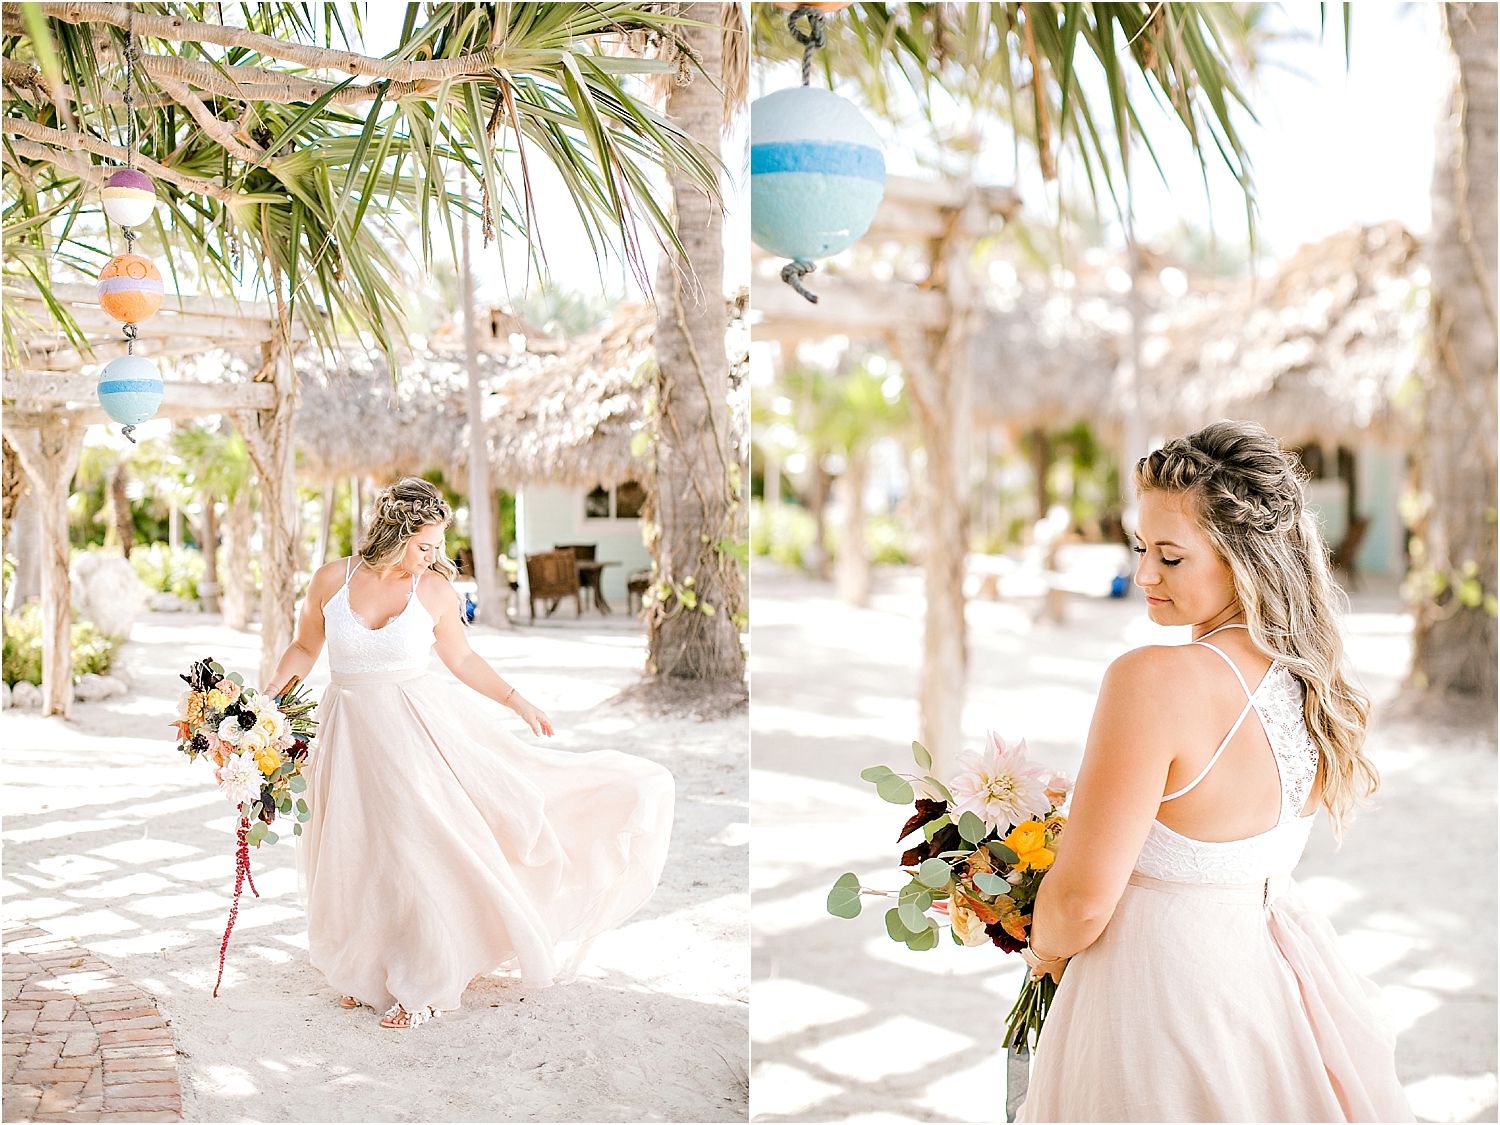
[199,493,220,612]
[461,174,504,626]
[232,330,297,690]
[220,488,252,629]
[7,416,87,715]
[891,187,983,781]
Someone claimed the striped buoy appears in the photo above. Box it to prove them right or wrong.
[97,354,164,442]
[102,167,157,228]
[96,253,163,324]
[751,86,885,262]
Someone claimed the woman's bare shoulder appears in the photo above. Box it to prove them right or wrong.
[308,559,351,595]
[416,569,460,617]
[1099,645,1220,720]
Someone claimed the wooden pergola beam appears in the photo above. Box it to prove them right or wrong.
[4,373,278,416]
[750,275,950,345]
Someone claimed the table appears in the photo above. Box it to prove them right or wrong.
[576,560,621,614]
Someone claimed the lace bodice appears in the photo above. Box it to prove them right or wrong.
[323,560,434,675]
[1134,626,1321,885]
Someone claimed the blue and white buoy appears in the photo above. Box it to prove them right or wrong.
[751,85,886,300]
[96,353,163,442]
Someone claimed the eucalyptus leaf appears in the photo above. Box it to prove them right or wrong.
[974,871,1009,896]
[876,774,915,805]
[296,798,309,815]
[263,830,279,846]
[860,765,895,783]
[278,798,293,815]
[923,776,956,804]
[905,925,939,951]
[289,775,308,794]
[885,908,919,943]
[228,672,244,686]
[293,822,303,836]
[987,841,1021,866]
[898,883,932,913]
[911,740,932,771]
[898,899,931,934]
[915,858,952,889]
[827,880,863,919]
[957,810,988,844]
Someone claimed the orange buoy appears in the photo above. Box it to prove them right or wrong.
[96,253,163,324]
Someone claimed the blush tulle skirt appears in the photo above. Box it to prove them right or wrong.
[1017,871,1414,1123]
[297,668,674,1013]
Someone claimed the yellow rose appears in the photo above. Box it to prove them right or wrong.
[1003,820,1056,872]
[255,747,281,776]
[206,689,231,713]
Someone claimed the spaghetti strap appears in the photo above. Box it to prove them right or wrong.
[1160,630,1267,803]
[343,557,363,587]
[1194,642,1254,699]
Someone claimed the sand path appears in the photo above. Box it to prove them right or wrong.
[4,612,748,1123]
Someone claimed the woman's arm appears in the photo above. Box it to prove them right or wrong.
[428,576,554,737]
[266,563,338,697]
[1027,646,1186,964]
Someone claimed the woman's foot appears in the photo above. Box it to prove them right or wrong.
[380,1002,439,1029]
[339,996,360,1009]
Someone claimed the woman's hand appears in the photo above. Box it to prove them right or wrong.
[1021,946,1068,985]
[510,696,555,738]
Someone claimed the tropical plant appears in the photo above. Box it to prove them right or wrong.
[3,2,725,360]
[3,602,115,686]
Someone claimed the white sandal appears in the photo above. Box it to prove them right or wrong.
[381,1002,439,1029]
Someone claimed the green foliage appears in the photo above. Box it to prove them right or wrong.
[130,543,205,600]
[868,514,915,565]
[749,500,817,567]
[826,872,863,919]
[2,603,116,686]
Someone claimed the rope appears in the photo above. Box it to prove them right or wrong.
[781,259,820,304]
[123,17,136,170]
[786,6,826,87]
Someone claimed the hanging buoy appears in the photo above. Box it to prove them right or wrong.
[102,167,157,228]
[751,86,885,299]
[97,354,163,443]
[96,253,163,324]
[771,2,852,9]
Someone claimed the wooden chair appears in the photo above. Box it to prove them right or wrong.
[525,549,581,620]
[1331,516,1371,590]
[556,543,599,609]
[627,569,651,615]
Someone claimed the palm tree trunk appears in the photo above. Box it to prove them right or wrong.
[461,175,504,627]
[1412,2,1498,699]
[6,418,86,715]
[646,2,744,683]
[105,463,134,556]
[836,447,871,606]
[199,493,219,612]
[221,489,253,630]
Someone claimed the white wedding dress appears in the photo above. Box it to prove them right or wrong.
[1018,625,1413,1122]
[297,559,675,1014]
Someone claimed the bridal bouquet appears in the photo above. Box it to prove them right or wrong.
[172,657,317,995]
[826,732,1071,1050]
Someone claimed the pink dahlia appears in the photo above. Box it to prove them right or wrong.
[948,732,1052,833]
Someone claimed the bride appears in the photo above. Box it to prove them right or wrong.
[1016,422,1412,1121]
[266,478,674,1029]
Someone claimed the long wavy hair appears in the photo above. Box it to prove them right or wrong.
[1135,420,1377,834]
[357,478,458,581]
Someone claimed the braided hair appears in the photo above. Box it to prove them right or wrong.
[1135,421,1378,835]
[357,478,459,582]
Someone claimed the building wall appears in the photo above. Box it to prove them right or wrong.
[1355,443,1407,577]
[515,483,651,606]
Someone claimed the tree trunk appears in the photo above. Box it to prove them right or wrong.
[462,175,505,627]
[232,331,298,689]
[199,493,220,612]
[8,487,42,608]
[1411,3,1498,700]
[1031,428,1051,522]
[645,2,744,683]
[836,447,871,606]
[806,460,830,578]
[890,189,982,782]
[7,418,87,715]
[314,480,335,567]
[105,464,135,556]
[221,488,253,630]
[350,475,363,546]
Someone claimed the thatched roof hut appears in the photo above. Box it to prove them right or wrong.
[1136,222,1425,444]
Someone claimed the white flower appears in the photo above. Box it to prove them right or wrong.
[215,750,262,809]
[237,727,269,756]
[249,694,287,741]
[950,899,992,947]
[948,731,1053,833]
[217,715,246,746]
[177,689,196,722]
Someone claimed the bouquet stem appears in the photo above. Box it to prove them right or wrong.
[1003,973,1058,1051]
[212,814,261,998]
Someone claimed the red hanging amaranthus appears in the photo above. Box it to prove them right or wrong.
[212,814,261,998]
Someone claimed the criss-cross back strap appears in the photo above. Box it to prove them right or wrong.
[344,557,363,587]
[1160,624,1262,803]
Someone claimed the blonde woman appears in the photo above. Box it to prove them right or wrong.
[1016,422,1412,1121]
[267,478,674,1029]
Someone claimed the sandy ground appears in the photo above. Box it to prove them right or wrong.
[3,611,749,1123]
[749,560,1497,1124]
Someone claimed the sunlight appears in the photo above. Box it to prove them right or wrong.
[797,1015,975,1083]
[750,979,870,1043]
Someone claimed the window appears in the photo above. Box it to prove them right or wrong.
[583,481,646,521]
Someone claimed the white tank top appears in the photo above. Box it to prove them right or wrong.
[1133,624,1322,884]
[323,558,435,675]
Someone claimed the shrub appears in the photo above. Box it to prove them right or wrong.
[868,514,916,565]
[2,603,116,686]
[750,501,817,568]
[130,543,205,601]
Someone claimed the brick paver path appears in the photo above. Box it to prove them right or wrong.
[2,925,182,1123]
